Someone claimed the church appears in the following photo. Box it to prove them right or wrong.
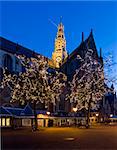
[0,21,117,127]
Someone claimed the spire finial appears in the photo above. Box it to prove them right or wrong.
[82,32,84,42]
[60,16,62,23]
[100,48,102,57]
[91,28,93,35]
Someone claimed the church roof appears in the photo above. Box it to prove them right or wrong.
[0,36,48,61]
[0,37,38,58]
[62,30,99,65]
[0,106,12,116]
[0,104,34,117]
[20,104,33,116]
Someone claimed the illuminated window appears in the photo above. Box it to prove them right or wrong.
[2,118,5,126]
[0,118,1,126]
[6,118,10,126]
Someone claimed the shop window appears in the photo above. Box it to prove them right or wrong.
[2,118,5,126]
[0,118,1,126]
[6,118,10,126]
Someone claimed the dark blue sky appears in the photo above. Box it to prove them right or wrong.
[1,1,117,89]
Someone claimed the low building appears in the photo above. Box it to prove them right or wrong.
[0,104,34,128]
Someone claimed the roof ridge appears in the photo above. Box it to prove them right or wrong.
[2,106,13,115]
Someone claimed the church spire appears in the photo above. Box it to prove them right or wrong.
[91,28,93,35]
[57,19,64,39]
[52,20,68,68]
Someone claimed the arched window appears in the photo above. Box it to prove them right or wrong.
[3,54,13,72]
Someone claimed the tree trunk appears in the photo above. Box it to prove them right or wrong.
[33,101,37,131]
[86,95,92,128]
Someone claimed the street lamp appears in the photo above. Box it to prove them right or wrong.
[96,113,99,117]
[110,114,113,117]
[46,111,50,115]
[95,113,99,123]
[73,107,78,113]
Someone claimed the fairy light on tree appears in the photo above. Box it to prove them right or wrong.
[1,54,67,130]
[66,48,116,128]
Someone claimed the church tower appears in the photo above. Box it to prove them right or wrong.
[51,21,68,68]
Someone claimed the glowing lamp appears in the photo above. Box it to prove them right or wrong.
[73,107,77,112]
[46,111,50,115]
[110,114,113,117]
[96,113,99,117]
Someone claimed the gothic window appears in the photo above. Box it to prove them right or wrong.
[3,54,13,72]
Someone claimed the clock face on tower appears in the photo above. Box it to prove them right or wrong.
[56,56,61,63]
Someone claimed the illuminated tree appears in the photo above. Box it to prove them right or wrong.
[66,49,114,128]
[1,54,67,130]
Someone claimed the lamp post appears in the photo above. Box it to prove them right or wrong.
[73,107,78,127]
[95,113,99,123]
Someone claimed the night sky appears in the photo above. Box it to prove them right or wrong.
[1,1,117,89]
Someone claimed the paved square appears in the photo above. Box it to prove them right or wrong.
[1,126,117,150]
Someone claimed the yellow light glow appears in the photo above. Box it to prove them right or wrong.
[37,114,48,118]
[6,118,10,126]
[96,113,99,117]
[0,118,1,126]
[73,107,77,112]
[46,112,50,115]
[110,114,113,117]
[2,118,5,126]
